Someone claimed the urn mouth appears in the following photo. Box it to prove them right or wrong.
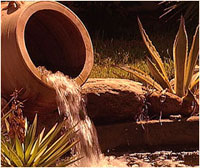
[17,2,93,87]
[25,9,86,78]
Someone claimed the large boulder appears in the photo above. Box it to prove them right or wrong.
[82,78,147,125]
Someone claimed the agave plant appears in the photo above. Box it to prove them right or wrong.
[119,16,199,98]
[117,16,199,117]
[1,102,80,167]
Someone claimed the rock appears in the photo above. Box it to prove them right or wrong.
[131,164,139,167]
[146,91,183,117]
[134,159,151,167]
[82,78,146,125]
[155,159,175,167]
[138,162,152,167]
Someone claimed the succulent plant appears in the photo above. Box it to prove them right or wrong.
[1,93,80,167]
[117,16,199,117]
[1,114,80,167]
[119,16,199,99]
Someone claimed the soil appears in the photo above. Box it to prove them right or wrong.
[107,150,199,167]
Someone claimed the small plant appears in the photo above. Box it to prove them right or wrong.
[118,16,199,98]
[1,91,81,167]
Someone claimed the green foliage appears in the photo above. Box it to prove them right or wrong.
[1,113,80,167]
[118,17,199,98]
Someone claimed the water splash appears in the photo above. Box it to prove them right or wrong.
[38,67,127,167]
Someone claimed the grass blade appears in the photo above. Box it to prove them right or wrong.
[184,25,199,91]
[173,16,188,97]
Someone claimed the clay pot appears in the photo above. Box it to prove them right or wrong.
[1,2,93,114]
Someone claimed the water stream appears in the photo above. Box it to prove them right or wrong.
[38,67,127,167]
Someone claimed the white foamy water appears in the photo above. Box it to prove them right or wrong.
[38,67,127,167]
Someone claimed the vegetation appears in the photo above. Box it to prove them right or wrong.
[118,16,199,99]
[89,37,175,81]
[1,90,80,167]
[159,1,199,23]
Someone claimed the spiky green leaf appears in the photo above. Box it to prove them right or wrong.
[25,114,37,161]
[39,125,76,163]
[147,57,173,92]
[15,136,24,162]
[56,156,83,167]
[184,25,199,90]
[40,140,79,167]
[32,146,47,167]
[190,75,199,91]
[137,17,169,82]
[173,16,188,97]
[1,141,23,167]
[118,65,163,91]
[27,138,40,166]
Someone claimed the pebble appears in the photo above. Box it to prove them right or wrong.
[130,157,138,161]
[177,163,186,167]
[114,150,199,167]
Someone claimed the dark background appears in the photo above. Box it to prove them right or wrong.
[59,1,199,40]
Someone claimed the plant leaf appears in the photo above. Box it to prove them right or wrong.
[1,109,12,121]
[4,117,10,133]
[117,65,163,91]
[38,128,45,144]
[137,17,169,82]
[27,138,40,166]
[15,135,24,163]
[1,153,14,167]
[184,25,199,91]
[146,57,173,92]
[25,114,37,162]
[41,140,79,167]
[190,75,199,91]
[56,156,83,167]
[1,141,23,167]
[40,125,77,164]
[173,16,188,97]
[40,123,58,145]
[39,122,62,148]
[32,146,47,167]
[36,121,65,161]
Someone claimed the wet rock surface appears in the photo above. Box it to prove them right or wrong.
[111,150,199,167]
[82,78,146,125]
